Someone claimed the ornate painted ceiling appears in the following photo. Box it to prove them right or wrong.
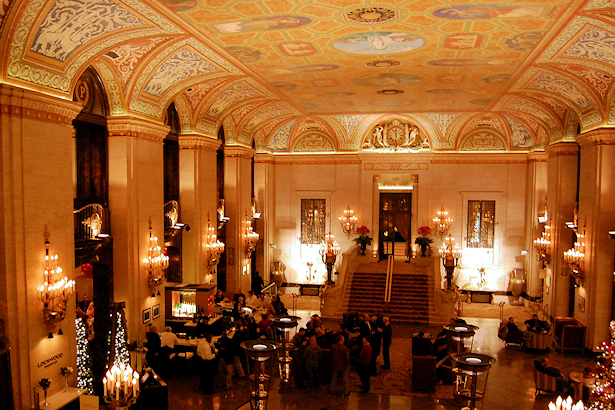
[1,0,614,153]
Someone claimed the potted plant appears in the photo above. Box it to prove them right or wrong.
[414,226,433,257]
[353,226,373,255]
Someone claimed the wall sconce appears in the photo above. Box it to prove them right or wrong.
[319,232,341,284]
[205,214,224,269]
[439,234,462,290]
[338,205,358,238]
[533,222,551,266]
[433,206,453,238]
[143,218,169,297]
[564,229,585,279]
[37,228,75,338]
[245,214,259,254]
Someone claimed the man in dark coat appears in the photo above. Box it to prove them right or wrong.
[381,316,392,370]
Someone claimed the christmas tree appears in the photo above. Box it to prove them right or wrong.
[75,318,93,394]
[589,320,615,410]
[111,309,130,369]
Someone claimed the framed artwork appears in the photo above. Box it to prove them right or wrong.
[578,295,585,313]
[142,308,151,324]
[152,304,160,319]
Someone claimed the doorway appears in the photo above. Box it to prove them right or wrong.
[378,193,412,261]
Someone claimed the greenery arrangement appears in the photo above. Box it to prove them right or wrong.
[414,226,433,255]
[39,378,52,389]
[354,226,373,255]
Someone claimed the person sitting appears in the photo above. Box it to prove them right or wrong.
[245,290,258,308]
[271,295,288,315]
[145,325,162,369]
[258,314,273,339]
[233,288,245,303]
[214,289,225,303]
[436,348,457,385]
[525,314,549,333]
[502,317,525,345]
[232,296,246,321]
[195,317,210,338]
[534,357,572,394]
[160,326,180,364]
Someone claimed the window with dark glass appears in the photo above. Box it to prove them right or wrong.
[300,199,326,244]
[466,200,495,248]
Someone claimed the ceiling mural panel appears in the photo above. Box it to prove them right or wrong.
[267,119,296,151]
[244,103,295,132]
[102,37,170,87]
[292,132,335,152]
[562,26,615,66]
[503,114,535,149]
[184,77,231,110]
[459,130,508,151]
[205,80,265,118]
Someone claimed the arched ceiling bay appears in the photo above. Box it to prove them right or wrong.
[1,0,614,153]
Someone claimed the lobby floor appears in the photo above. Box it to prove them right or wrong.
[158,308,594,410]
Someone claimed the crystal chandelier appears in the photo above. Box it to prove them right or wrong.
[143,219,169,297]
[338,205,358,238]
[37,228,75,338]
[533,222,551,264]
[319,232,341,284]
[205,215,225,268]
[564,230,585,278]
[433,206,453,238]
[245,215,259,254]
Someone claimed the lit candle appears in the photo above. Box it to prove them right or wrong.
[103,377,107,396]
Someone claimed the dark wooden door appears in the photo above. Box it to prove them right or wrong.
[378,193,412,260]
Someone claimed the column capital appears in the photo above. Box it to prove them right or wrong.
[544,141,579,157]
[527,151,548,162]
[0,84,81,126]
[576,128,615,149]
[253,152,275,164]
[107,117,170,143]
[178,134,221,151]
[224,145,254,159]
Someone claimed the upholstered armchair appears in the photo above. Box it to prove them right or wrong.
[533,368,557,395]
[524,331,549,351]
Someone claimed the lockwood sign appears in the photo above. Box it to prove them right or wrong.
[38,352,63,368]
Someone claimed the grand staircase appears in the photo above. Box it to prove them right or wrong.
[344,258,438,325]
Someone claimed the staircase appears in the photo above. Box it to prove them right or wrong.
[345,258,438,325]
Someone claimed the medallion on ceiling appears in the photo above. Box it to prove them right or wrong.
[362,120,428,153]
[344,8,397,24]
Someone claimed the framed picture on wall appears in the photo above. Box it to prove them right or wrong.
[578,295,585,313]
[142,308,151,324]
[153,304,160,319]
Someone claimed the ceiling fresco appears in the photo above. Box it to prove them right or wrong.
[1,0,614,153]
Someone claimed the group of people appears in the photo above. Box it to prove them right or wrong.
[501,314,550,345]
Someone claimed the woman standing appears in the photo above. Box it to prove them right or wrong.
[304,336,321,389]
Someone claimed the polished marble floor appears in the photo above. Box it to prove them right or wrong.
[159,309,594,410]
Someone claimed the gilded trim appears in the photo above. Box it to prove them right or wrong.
[576,128,615,148]
[107,117,169,143]
[0,85,81,126]
[178,134,221,151]
[253,153,275,164]
[224,145,254,159]
[544,141,579,156]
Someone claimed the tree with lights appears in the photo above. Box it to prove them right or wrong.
[75,318,93,394]
[110,308,130,369]
[589,320,615,410]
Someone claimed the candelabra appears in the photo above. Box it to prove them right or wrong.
[205,214,224,268]
[103,364,140,410]
[319,232,340,284]
[143,219,169,297]
[548,396,585,410]
[564,230,585,278]
[245,214,259,254]
[338,205,358,238]
[37,228,75,338]
[439,234,462,290]
[433,206,453,238]
[534,223,551,265]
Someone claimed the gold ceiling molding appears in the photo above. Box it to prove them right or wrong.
[527,151,549,162]
[107,117,169,143]
[273,154,361,165]
[576,128,615,148]
[0,85,81,126]
[253,152,275,164]
[364,163,428,171]
[223,145,254,159]
[177,134,221,151]
[429,153,530,164]
[544,141,579,157]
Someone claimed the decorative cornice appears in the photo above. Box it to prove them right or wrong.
[274,154,361,165]
[0,85,81,126]
[544,141,579,157]
[576,128,615,148]
[527,151,548,162]
[224,145,254,159]
[178,134,221,151]
[107,117,170,143]
[365,163,428,171]
[271,152,532,165]
[253,153,275,164]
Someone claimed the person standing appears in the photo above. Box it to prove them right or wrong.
[230,322,246,379]
[358,335,372,393]
[369,327,382,376]
[304,336,321,389]
[197,333,217,394]
[328,334,350,396]
[382,316,392,370]
[253,271,264,297]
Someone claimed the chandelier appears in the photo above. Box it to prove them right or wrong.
[338,205,358,238]
[205,214,224,268]
[103,363,140,409]
[548,396,585,410]
[319,232,341,284]
[533,223,551,264]
[37,228,75,338]
[143,219,169,297]
[564,230,585,278]
[439,234,462,289]
[245,215,259,254]
[433,206,453,238]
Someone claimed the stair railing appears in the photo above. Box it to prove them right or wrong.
[384,255,394,302]
[291,293,299,316]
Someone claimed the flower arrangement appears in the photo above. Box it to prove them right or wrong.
[61,367,74,377]
[353,226,373,255]
[414,226,433,256]
[39,378,52,389]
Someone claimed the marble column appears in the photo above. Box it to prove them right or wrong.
[254,153,274,283]
[107,117,169,341]
[223,146,255,293]
[576,129,615,350]
[178,134,221,284]
[545,142,579,319]
[0,85,81,408]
